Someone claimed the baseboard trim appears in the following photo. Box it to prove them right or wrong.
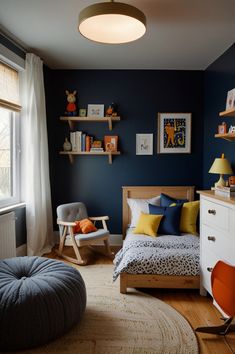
[16,243,27,256]
[109,234,123,246]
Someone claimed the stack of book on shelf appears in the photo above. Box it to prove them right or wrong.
[214,185,235,197]
[90,140,103,152]
[70,131,93,152]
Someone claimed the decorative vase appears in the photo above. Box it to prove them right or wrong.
[63,138,72,151]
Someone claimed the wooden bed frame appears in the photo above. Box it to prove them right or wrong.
[120,186,200,294]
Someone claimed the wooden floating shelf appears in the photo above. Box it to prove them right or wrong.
[60,116,120,131]
[219,108,235,117]
[214,133,235,141]
[59,151,121,164]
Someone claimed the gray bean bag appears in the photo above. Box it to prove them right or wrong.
[0,256,86,351]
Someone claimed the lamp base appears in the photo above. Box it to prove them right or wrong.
[214,175,226,188]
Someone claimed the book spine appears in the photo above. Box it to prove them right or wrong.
[85,135,90,152]
[75,131,82,152]
[216,186,235,192]
[215,189,235,197]
[90,148,104,151]
[70,132,77,152]
[81,133,86,151]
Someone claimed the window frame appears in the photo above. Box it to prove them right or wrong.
[0,108,21,208]
[0,48,24,209]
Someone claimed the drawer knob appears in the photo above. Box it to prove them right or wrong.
[207,267,213,272]
[208,209,216,215]
[208,236,216,241]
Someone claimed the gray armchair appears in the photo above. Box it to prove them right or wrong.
[56,202,113,265]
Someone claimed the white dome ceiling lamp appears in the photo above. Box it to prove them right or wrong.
[78,0,146,44]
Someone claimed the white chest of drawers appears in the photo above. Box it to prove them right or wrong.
[198,191,235,297]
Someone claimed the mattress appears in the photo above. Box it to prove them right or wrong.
[113,228,200,281]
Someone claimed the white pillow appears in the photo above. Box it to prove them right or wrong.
[127,196,161,228]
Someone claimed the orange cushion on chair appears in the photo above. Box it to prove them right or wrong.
[79,219,97,234]
[73,221,81,233]
[73,219,97,234]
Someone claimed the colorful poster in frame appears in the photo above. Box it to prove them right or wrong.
[157,113,191,154]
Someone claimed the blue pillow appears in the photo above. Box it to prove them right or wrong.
[160,193,188,207]
[149,203,182,235]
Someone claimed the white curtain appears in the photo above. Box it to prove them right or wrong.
[20,53,53,256]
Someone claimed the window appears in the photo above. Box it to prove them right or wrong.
[0,107,20,206]
[0,61,21,207]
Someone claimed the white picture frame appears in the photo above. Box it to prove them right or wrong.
[87,104,104,118]
[136,134,153,155]
[157,113,191,154]
[226,89,235,110]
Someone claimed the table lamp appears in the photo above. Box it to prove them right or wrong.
[209,153,233,187]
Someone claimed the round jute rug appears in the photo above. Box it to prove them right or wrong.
[16,264,198,354]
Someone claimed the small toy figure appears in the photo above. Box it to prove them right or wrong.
[105,105,113,116]
[65,90,77,116]
[105,102,118,117]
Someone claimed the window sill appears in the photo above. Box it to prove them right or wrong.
[0,202,26,215]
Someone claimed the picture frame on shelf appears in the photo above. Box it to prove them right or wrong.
[104,135,118,152]
[226,88,235,110]
[218,123,227,134]
[136,134,153,155]
[79,108,86,117]
[157,113,191,154]
[87,104,104,118]
[228,125,235,134]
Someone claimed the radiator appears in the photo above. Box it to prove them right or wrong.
[0,211,16,259]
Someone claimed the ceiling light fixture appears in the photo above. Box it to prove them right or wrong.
[78,0,146,44]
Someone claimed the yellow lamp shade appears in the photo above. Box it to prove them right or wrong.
[209,153,233,187]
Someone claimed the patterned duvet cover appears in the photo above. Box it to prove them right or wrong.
[113,231,200,281]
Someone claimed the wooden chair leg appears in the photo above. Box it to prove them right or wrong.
[55,226,67,257]
[70,235,87,265]
[104,238,114,259]
[56,226,87,266]
[195,317,235,335]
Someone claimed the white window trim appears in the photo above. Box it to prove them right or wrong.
[0,42,24,208]
[0,110,21,208]
[0,43,25,71]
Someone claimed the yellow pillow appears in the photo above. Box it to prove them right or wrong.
[180,201,200,235]
[133,213,163,237]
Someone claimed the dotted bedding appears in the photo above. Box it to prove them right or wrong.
[113,230,200,281]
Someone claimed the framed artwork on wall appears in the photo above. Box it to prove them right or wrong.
[136,134,153,155]
[104,135,118,152]
[157,113,191,154]
[225,88,235,110]
[87,104,104,118]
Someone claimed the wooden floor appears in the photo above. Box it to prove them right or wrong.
[46,246,235,354]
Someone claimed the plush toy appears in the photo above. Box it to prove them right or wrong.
[105,102,118,117]
[65,90,77,116]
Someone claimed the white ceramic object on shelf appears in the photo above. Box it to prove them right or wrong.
[63,138,72,151]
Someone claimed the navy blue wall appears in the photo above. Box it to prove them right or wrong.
[203,44,235,188]
[45,70,204,234]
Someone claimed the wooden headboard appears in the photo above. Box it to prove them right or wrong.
[122,186,195,237]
